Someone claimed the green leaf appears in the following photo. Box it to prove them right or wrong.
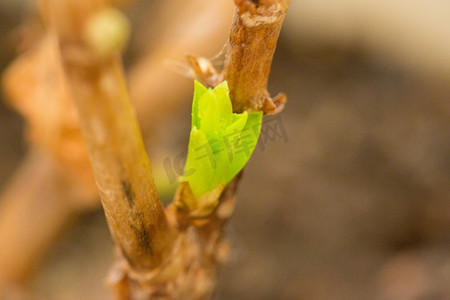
[182,80,263,198]
[191,80,207,128]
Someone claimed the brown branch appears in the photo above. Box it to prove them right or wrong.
[178,0,291,224]
[133,0,292,298]
[0,151,85,285]
[160,0,291,297]
[223,0,290,113]
[106,0,291,294]
[42,0,176,272]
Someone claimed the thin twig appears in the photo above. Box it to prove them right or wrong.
[223,0,290,113]
[42,0,176,271]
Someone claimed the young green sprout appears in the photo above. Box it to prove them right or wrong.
[182,80,263,199]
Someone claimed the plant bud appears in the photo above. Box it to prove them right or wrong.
[83,7,130,57]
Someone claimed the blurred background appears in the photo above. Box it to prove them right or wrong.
[0,0,449,299]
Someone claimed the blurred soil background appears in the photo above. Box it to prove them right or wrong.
[0,0,449,299]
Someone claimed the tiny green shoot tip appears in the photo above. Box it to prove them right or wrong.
[182,80,263,198]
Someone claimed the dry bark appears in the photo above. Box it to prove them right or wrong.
[223,0,290,114]
[42,0,177,271]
